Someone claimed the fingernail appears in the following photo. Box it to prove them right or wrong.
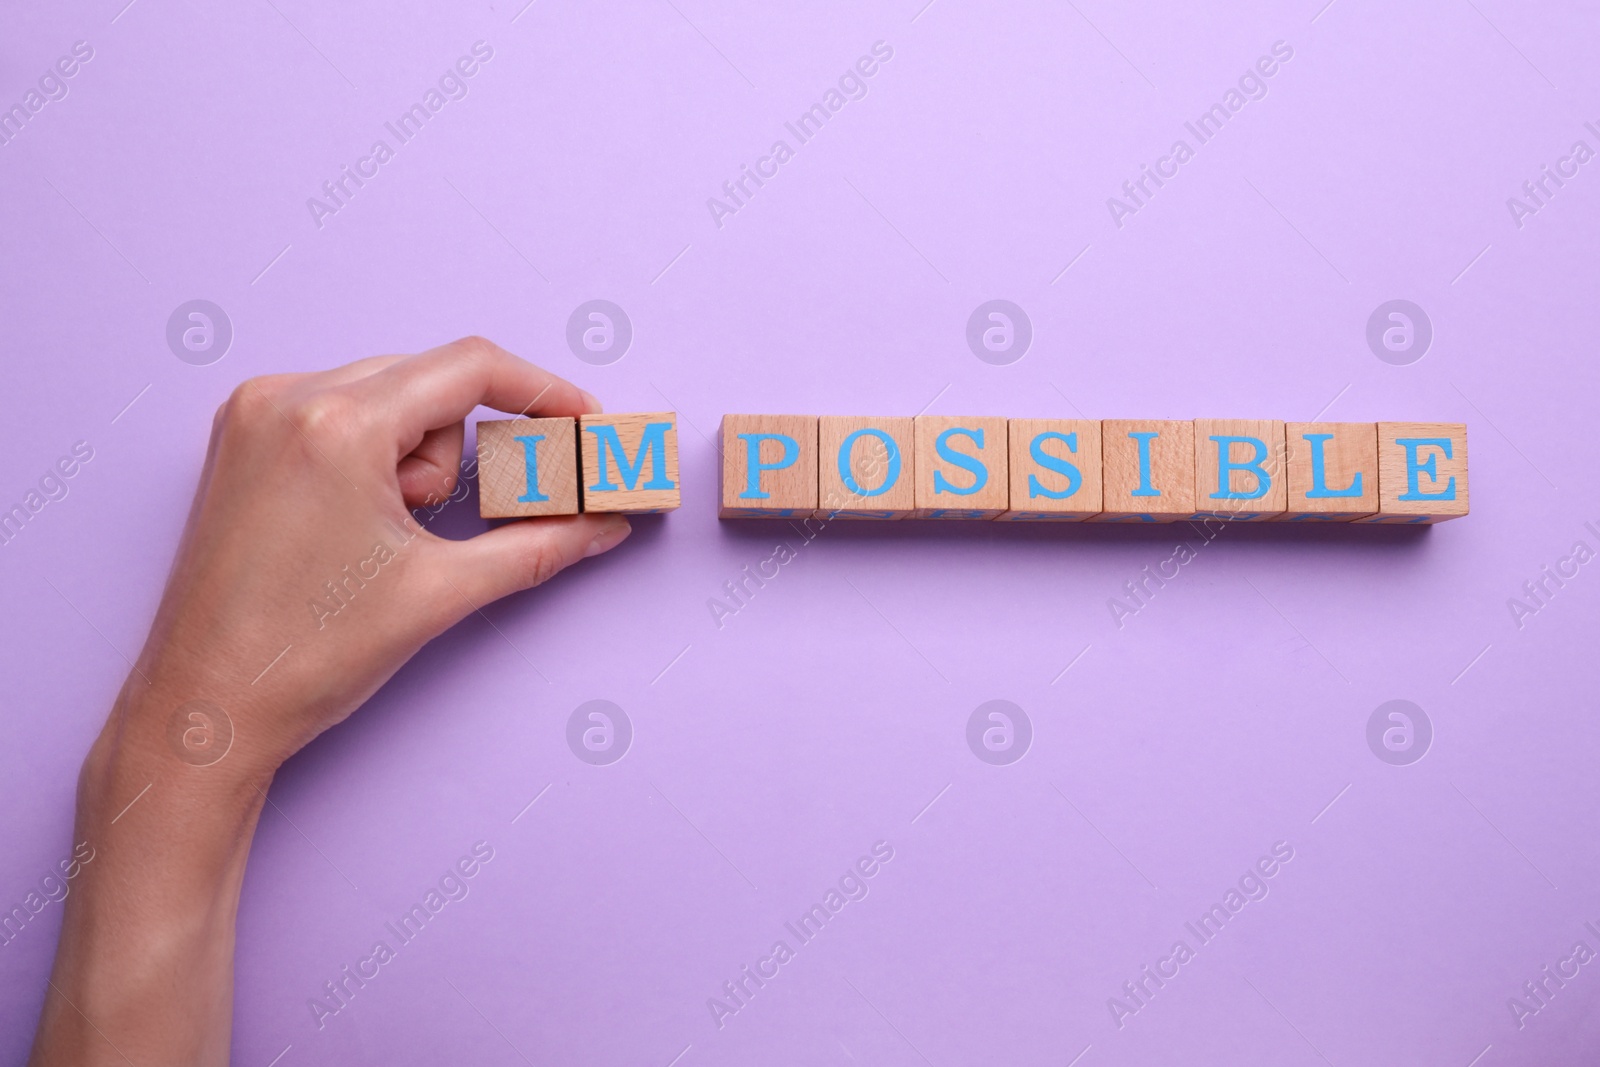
[579,389,603,414]
[584,518,631,558]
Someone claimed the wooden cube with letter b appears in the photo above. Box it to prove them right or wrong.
[815,415,915,519]
[913,415,1009,519]
[1093,419,1195,522]
[1191,419,1286,521]
[1000,418,1102,521]
[719,414,818,518]
[578,412,681,514]
[475,417,580,519]
[1355,422,1469,524]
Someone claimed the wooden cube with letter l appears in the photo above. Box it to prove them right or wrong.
[1191,419,1287,521]
[1355,422,1469,524]
[815,416,915,519]
[1000,418,1102,521]
[1092,419,1195,522]
[913,415,1009,519]
[719,415,818,518]
[475,417,580,519]
[1280,422,1379,521]
[578,412,681,514]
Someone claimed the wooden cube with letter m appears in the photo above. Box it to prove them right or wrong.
[579,413,681,514]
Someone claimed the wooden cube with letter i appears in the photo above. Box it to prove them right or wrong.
[578,412,681,514]
[475,417,580,519]
[719,415,818,518]
[1093,419,1195,523]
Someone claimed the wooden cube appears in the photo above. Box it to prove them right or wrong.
[815,416,915,519]
[1280,422,1378,521]
[1191,419,1287,521]
[578,412,681,514]
[1355,422,1469,524]
[719,415,818,518]
[913,415,1009,519]
[999,419,1102,521]
[1093,420,1195,522]
[476,417,579,519]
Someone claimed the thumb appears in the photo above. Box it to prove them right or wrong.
[439,513,631,608]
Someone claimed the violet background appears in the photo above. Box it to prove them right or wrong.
[3,1,1598,1064]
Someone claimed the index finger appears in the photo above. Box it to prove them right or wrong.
[362,336,599,445]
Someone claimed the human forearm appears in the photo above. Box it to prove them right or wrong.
[31,680,270,1067]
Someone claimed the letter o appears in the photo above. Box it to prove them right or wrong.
[838,429,901,497]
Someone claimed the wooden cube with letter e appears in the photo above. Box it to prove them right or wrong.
[1356,422,1468,524]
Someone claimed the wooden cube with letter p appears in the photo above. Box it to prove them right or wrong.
[1192,419,1287,521]
[815,416,915,519]
[719,414,818,518]
[913,415,1009,519]
[578,412,680,514]
[1000,418,1102,521]
[475,417,580,519]
[1356,422,1469,524]
[1093,420,1195,522]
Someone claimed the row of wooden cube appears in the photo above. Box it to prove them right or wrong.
[476,413,681,517]
[718,415,1469,524]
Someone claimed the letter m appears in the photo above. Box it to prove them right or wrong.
[586,423,676,492]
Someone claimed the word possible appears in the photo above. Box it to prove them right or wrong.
[0,841,95,950]
[718,415,1469,524]
[0,40,94,148]
[707,41,895,229]
[1107,40,1295,229]
[307,517,420,629]
[1506,921,1600,1030]
[309,841,495,1029]
[306,41,495,229]
[1506,122,1600,230]
[707,841,895,1030]
[1507,523,1600,631]
[475,413,681,518]
[1108,841,1295,1029]
[1,440,94,548]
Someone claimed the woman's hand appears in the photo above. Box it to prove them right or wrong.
[29,337,629,1066]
